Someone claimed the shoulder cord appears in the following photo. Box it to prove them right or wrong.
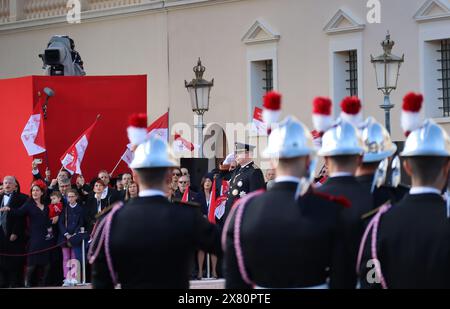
[356,203,392,289]
[87,201,124,287]
[221,190,265,287]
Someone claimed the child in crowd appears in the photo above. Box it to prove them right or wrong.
[58,189,84,286]
[46,191,63,240]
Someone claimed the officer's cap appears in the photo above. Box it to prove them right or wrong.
[235,142,255,153]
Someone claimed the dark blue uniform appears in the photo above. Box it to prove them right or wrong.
[224,182,353,289]
[316,176,374,288]
[223,162,265,223]
[359,192,450,289]
[91,195,221,289]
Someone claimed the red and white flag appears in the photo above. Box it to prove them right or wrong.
[252,107,267,136]
[147,112,169,141]
[173,133,195,153]
[181,186,190,202]
[60,116,100,175]
[120,143,134,166]
[21,100,46,156]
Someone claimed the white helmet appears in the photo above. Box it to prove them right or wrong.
[130,137,178,169]
[318,120,366,157]
[361,117,397,162]
[401,120,450,157]
[263,116,315,159]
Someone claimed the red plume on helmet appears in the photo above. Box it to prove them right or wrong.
[401,92,423,136]
[127,113,148,146]
[312,97,333,133]
[262,91,282,125]
[340,96,363,127]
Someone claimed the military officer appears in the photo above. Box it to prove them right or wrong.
[356,117,408,211]
[221,143,265,224]
[315,120,373,289]
[358,119,450,289]
[89,119,221,289]
[223,117,353,289]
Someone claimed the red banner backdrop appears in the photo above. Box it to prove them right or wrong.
[0,75,147,192]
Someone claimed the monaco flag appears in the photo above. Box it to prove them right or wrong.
[21,100,46,156]
[147,112,169,141]
[173,133,195,152]
[121,143,134,166]
[252,107,267,136]
[60,116,100,175]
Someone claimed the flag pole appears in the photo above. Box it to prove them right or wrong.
[167,107,170,143]
[40,96,50,171]
[110,157,122,177]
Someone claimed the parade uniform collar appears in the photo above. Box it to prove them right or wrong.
[275,176,302,184]
[409,187,442,196]
[139,189,166,198]
[330,172,353,178]
[240,161,254,169]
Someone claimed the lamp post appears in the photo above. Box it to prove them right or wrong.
[371,32,404,133]
[185,58,214,158]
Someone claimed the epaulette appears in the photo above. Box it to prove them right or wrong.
[311,191,351,209]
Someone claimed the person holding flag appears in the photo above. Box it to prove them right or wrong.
[21,96,47,157]
[60,115,100,176]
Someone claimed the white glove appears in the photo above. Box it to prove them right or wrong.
[223,153,236,165]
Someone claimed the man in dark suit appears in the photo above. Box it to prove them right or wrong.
[224,117,353,289]
[172,175,203,206]
[90,135,221,289]
[0,176,28,288]
[222,143,265,224]
[315,120,373,289]
[359,120,450,289]
[97,170,122,204]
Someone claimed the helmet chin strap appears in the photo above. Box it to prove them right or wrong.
[391,156,401,188]
[371,158,389,193]
[295,157,318,199]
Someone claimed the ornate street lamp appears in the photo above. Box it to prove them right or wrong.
[185,58,214,158]
[371,32,404,133]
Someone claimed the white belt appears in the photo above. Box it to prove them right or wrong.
[254,283,329,289]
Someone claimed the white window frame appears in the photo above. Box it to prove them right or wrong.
[328,32,364,116]
[243,20,279,127]
[417,15,450,122]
